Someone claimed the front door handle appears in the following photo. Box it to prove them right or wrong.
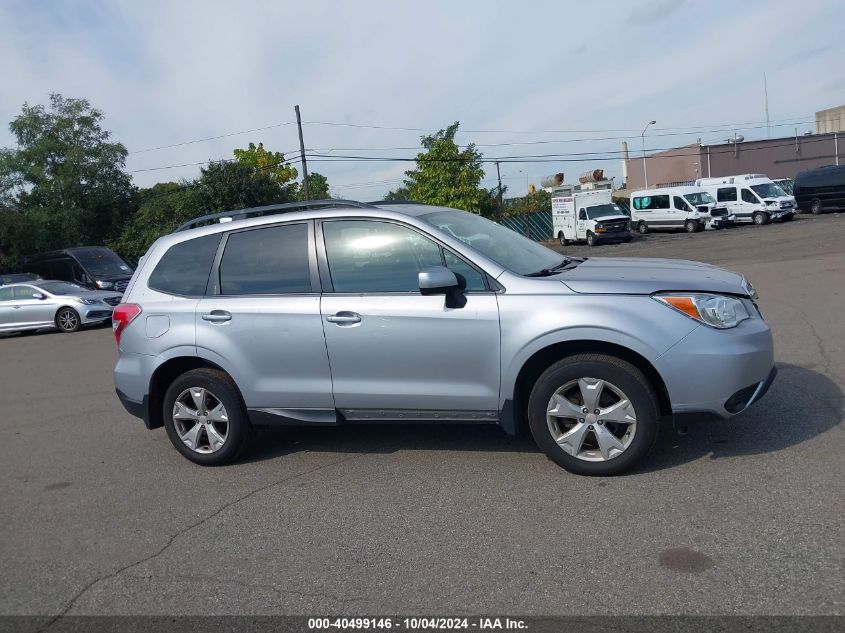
[202,310,232,323]
[325,311,361,325]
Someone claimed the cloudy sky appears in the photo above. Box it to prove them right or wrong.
[1,0,843,200]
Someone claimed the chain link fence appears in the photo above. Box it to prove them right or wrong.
[498,210,553,241]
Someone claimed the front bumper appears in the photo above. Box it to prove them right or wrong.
[654,313,775,419]
[594,230,631,242]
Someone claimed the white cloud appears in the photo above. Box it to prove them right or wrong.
[1,0,843,201]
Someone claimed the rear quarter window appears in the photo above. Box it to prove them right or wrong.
[148,234,221,296]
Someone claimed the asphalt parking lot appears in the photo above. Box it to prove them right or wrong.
[1,213,843,619]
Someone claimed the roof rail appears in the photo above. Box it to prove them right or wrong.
[174,199,376,232]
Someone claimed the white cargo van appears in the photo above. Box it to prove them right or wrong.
[630,186,732,234]
[695,175,796,225]
[552,189,631,246]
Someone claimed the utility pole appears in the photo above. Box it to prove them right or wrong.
[496,161,503,211]
[764,72,771,138]
[295,105,309,200]
[641,120,656,188]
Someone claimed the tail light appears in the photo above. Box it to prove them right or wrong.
[112,303,142,346]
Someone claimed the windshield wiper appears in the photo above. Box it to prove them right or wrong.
[524,257,573,277]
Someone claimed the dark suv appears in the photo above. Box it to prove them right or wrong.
[24,247,134,293]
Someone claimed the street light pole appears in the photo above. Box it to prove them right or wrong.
[641,120,656,188]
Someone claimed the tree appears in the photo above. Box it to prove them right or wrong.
[383,186,410,201]
[403,122,488,212]
[233,142,298,189]
[299,172,330,200]
[0,94,134,256]
[502,190,551,218]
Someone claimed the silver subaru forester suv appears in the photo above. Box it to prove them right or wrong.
[113,201,775,475]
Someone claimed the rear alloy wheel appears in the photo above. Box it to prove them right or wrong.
[684,220,697,233]
[637,221,648,234]
[163,368,253,465]
[55,307,81,333]
[810,199,822,214]
[753,211,768,225]
[528,353,659,476]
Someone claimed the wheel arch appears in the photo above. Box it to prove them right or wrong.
[503,339,672,435]
[146,356,234,430]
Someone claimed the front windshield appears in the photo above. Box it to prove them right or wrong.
[38,281,84,295]
[419,209,562,276]
[684,192,715,205]
[586,204,624,220]
[73,248,133,278]
[750,183,786,199]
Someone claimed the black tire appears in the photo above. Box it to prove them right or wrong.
[55,307,81,333]
[527,353,660,476]
[810,199,822,215]
[637,221,648,234]
[752,211,768,225]
[586,232,596,247]
[558,232,568,246]
[684,220,697,233]
[162,368,253,466]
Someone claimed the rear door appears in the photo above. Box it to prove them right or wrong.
[195,221,335,415]
[318,218,500,418]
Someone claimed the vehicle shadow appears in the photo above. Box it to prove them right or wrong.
[242,363,842,474]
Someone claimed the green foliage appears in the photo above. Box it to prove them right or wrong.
[233,142,298,188]
[0,94,135,267]
[383,186,410,201]
[501,190,551,218]
[299,172,330,200]
[403,122,488,213]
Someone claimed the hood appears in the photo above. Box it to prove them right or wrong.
[556,257,748,296]
[593,214,629,222]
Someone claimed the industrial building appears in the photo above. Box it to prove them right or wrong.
[623,107,843,190]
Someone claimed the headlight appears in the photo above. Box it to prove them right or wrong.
[654,293,750,329]
[74,297,97,305]
[96,280,114,289]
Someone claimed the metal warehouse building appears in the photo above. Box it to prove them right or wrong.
[624,107,843,190]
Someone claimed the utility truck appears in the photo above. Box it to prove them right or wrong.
[552,188,631,246]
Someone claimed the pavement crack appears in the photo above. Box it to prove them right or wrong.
[38,453,360,629]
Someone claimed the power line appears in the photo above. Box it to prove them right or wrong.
[130,121,298,154]
[130,148,301,173]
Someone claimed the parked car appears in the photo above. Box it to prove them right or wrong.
[113,201,775,476]
[0,280,122,334]
[793,165,845,214]
[24,247,134,293]
[0,272,41,286]
[696,174,796,225]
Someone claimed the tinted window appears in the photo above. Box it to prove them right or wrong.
[148,234,221,296]
[633,195,669,210]
[443,249,486,291]
[0,287,12,301]
[673,196,691,211]
[50,257,75,282]
[717,187,737,202]
[323,220,442,292]
[73,248,133,277]
[742,188,758,203]
[218,224,311,295]
[38,281,84,295]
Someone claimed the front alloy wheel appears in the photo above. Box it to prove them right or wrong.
[546,378,637,461]
[55,307,81,333]
[528,353,659,475]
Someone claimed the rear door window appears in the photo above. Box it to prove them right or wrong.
[0,287,13,301]
[218,223,311,295]
[148,234,221,296]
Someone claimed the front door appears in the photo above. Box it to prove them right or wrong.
[318,219,501,420]
[11,285,55,327]
[195,221,335,414]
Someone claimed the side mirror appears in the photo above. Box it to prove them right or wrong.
[32,292,46,300]
[419,266,466,309]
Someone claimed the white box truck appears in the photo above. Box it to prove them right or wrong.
[552,189,631,246]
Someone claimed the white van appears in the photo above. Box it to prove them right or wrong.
[552,189,631,246]
[630,186,731,234]
[695,174,796,225]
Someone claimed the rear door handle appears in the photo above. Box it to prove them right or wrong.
[202,310,232,323]
[325,311,361,325]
